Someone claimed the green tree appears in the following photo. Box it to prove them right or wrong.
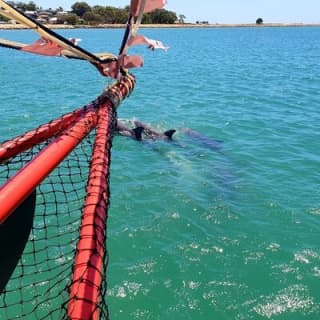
[57,13,79,25]
[83,11,103,24]
[178,14,185,23]
[142,14,152,24]
[71,2,91,17]
[14,1,37,11]
[113,7,128,23]
[91,5,105,16]
[104,6,118,23]
[256,17,263,25]
[90,6,126,24]
[145,9,177,24]
[2,1,182,25]
[0,15,9,22]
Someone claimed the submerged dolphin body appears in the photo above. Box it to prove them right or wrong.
[179,128,223,152]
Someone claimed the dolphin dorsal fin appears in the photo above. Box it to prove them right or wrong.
[164,129,176,140]
[133,127,144,141]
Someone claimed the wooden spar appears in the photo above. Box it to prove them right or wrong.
[0,38,27,50]
[0,0,117,64]
[0,38,116,62]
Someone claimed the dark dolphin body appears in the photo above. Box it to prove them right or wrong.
[132,120,176,140]
[130,121,223,152]
[116,119,176,141]
[116,120,223,153]
[115,120,144,140]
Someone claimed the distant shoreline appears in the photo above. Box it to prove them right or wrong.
[1,22,320,30]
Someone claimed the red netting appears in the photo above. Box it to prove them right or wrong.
[0,76,135,320]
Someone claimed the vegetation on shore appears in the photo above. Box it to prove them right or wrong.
[0,1,183,25]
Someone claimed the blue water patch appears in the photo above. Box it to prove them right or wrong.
[1,26,320,319]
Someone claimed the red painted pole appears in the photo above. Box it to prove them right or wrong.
[67,74,135,320]
[0,108,98,224]
[0,104,94,163]
[67,102,112,320]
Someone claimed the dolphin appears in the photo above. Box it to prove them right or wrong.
[179,128,223,152]
[115,120,144,140]
[116,119,176,141]
[132,120,176,140]
[116,120,222,153]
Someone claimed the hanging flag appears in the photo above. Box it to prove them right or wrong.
[21,38,63,56]
[120,55,144,69]
[98,55,143,79]
[130,0,167,17]
[128,34,169,51]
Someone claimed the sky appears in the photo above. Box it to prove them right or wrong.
[34,0,320,24]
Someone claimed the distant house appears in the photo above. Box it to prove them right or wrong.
[36,11,51,23]
[25,11,37,19]
[48,17,58,24]
[56,11,69,16]
[36,18,47,23]
[37,11,52,16]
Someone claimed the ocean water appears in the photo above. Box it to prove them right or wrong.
[1,26,320,319]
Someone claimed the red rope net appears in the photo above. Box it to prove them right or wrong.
[0,75,135,319]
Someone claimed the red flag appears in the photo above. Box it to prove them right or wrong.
[130,0,167,17]
[119,55,144,69]
[21,38,63,56]
[97,55,143,78]
[128,34,169,51]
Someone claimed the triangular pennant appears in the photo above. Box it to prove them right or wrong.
[21,38,63,56]
[130,0,167,17]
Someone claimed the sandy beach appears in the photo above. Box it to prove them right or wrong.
[1,22,320,30]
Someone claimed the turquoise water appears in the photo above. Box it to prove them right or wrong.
[1,27,320,319]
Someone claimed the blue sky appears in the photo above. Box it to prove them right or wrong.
[35,0,320,24]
